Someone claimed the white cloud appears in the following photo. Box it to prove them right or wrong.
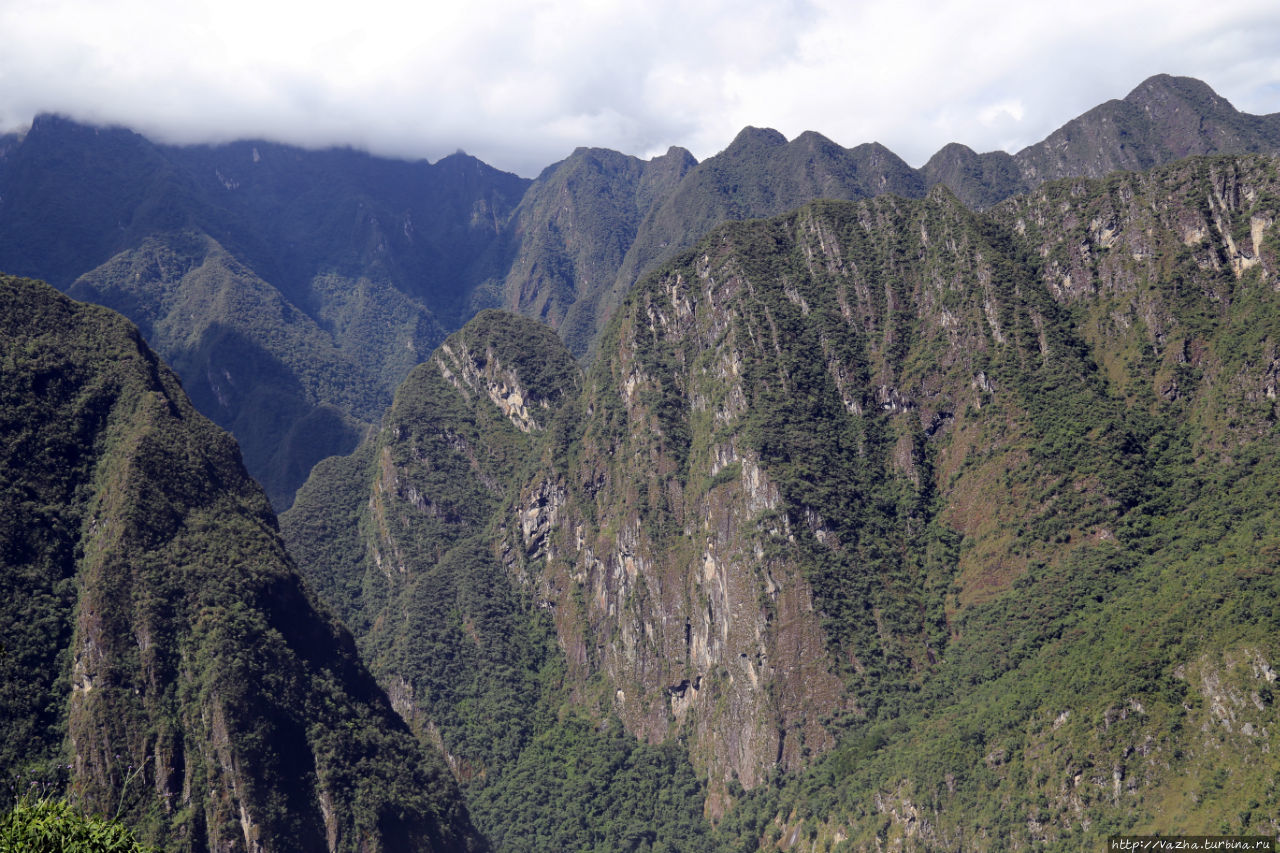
[0,0,1277,175]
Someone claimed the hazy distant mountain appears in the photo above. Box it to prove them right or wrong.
[920,142,1026,208]
[497,145,695,356]
[499,125,930,358]
[5,74,1279,507]
[1014,73,1280,183]
[924,74,1280,207]
[0,115,528,508]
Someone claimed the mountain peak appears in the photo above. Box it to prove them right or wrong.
[848,140,910,163]
[654,144,697,165]
[926,140,979,162]
[1124,73,1236,116]
[724,126,788,154]
[791,129,841,150]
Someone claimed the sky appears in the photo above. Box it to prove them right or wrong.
[2,0,1279,177]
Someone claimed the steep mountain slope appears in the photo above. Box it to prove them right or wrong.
[281,311,712,852]
[283,311,580,760]
[755,153,1280,848]
[554,155,1280,846]
[0,115,528,508]
[512,185,1081,813]
[0,275,484,852]
[289,153,1280,849]
[499,145,696,356]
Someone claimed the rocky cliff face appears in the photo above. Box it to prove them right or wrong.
[282,311,581,786]
[289,153,1280,848]
[507,185,1097,806]
[284,313,716,851]
[0,275,484,853]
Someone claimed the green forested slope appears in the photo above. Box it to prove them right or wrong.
[290,154,1280,851]
[0,276,484,852]
[10,78,1280,852]
[688,157,1280,849]
[616,156,1280,849]
[282,311,714,852]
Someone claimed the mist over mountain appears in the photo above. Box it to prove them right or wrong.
[3,75,1277,509]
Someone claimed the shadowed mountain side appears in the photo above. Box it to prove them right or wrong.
[498,145,696,357]
[0,118,209,288]
[0,275,486,852]
[172,322,365,506]
[0,116,528,508]
[69,232,392,508]
[167,141,529,330]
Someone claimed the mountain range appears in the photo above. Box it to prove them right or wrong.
[282,151,1280,848]
[3,73,1280,851]
[3,74,1277,510]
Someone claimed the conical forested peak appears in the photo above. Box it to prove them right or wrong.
[922,141,1025,208]
[922,140,984,175]
[927,140,979,161]
[434,148,483,169]
[521,146,646,198]
[922,178,963,205]
[723,125,788,155]
[570,145,641,165]
[540,146,643,179]
[847,139,903,159]
[790,129,841,151]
